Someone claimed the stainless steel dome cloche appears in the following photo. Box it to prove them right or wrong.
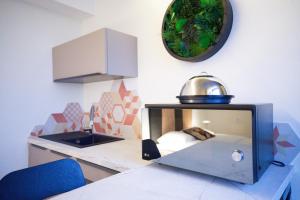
[177,73,234,104]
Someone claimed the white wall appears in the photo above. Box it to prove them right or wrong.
[1,0,300,197]
[0,0,83,178]
[81,0,300,198]
[55,0,96,14]
[82,0,300,135]
[21,0,96,19]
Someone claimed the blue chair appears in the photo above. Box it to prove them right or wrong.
[0,159,86,200]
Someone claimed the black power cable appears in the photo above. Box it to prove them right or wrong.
[272,160,286,167]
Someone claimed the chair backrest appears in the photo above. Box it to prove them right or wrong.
[0,159,86,200]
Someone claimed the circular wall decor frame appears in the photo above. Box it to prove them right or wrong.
[162,0,233,62]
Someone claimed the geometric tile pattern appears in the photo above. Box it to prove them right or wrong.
[43,113,68,134]
[123,91,141,126]
[63,102,83,123]
[30,103,85,136]
[30,125,44,136]
[93,80,142,139]
[52,113,67,123]
[99,93,114,117]
[119,80,130,100]
[63,102,84,132]
[112,104,125,123]
[30,81,142,139]
[124,92,140,116]
[273,123,300,165]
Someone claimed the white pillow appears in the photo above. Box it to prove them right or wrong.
[157,131,196,146]
[158,140,199,154]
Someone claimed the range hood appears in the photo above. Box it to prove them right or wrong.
[52,28,137,83]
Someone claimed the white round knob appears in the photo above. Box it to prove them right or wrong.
[232,150,244,162]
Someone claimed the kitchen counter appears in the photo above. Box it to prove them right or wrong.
[49,162,295,200]
[29,136,297,200]
[28,136,149,172]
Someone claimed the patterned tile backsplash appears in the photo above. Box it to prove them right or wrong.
[30,81,300,164]
[31,80,142,139]
[92,81,141,139]
[273,123,300,165]
[31,103,86,137]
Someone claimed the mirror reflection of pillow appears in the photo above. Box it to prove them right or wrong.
[157,131,198,152]
[158,140,199,153]
[157,131,196,146]
[182,127,215,141]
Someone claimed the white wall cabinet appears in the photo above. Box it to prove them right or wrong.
[52,28,137,83]
[28,144,118,182]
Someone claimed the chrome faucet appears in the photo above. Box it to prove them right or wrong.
[89,104,95,133]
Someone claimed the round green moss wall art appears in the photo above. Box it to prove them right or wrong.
[162,0,233,62]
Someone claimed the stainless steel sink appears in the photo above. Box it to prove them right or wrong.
[39,132,124,148]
